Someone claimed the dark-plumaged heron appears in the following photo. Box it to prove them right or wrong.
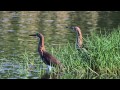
[29,33,62,73]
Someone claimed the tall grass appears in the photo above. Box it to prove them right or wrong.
[45,28,120,79]
[23,28,120,79]
[1,28,120,79]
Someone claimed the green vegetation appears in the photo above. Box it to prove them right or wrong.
[0,28,120,79]
[47,29,120,79]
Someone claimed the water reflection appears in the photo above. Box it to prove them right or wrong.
[97,11,120,33]
[0,11,120,79]
[0,61,43,79]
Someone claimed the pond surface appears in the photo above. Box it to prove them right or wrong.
[0,11,120,79]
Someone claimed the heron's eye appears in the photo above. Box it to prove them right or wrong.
[36,33,39,36]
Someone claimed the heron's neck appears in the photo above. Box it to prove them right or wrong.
[76,30,83,48]
[38,37,45,52]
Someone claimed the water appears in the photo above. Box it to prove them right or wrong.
[0,11,120,79]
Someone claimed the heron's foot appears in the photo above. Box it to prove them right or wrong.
[46,65,53,74]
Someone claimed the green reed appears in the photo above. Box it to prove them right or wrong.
[1,28,120,79]
[45,28,120,79]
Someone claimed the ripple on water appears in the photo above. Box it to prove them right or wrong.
[28,72,33,77]
[0,50,4,53]
[32,77,39,79]
[2,62,13,67]
[44,20,54,23]
[13,71,20,74]
[7,78,18,79]
[7,30,15,33]
[13,65,20,68]
[0,69,5,74]
[3,68,13,71]
[0,61,47,79]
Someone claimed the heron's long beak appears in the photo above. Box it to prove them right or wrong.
[29,34,36,36]
[66,26,75,32]
[66,26,74,29]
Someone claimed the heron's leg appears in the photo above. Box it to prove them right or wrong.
[46,65,52,74]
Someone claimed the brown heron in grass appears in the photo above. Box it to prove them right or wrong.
[66,26,87,52]
[66,26,91,61]
[66,26,100,74]
[70,26,83,50]
[29,33,62,73]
